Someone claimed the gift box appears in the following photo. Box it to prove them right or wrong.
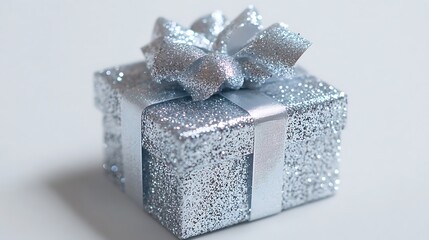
[94,7,347,239]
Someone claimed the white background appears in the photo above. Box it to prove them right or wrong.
[1,0,428,239]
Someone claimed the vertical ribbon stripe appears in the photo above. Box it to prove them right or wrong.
[221,90,287,220]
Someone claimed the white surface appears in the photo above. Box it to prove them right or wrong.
[1,0,428,239]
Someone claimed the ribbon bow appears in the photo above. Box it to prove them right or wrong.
[142,6,311,101]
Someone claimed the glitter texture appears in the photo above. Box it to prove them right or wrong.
[94,62,347,239]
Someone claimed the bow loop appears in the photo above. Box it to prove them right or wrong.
[152,17,211,49]
[235,23,311,77]
[190,11,227,42]
[146,38,207,83]
[142,6,311,101]
[211,6,263,55]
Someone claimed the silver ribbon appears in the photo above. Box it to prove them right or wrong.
[142,6,311,101]
[220,90,287,220]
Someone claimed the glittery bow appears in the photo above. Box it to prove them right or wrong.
[142,6,311,101]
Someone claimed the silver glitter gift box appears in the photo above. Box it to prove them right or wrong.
[94,7,347,240]
[94,62,347,239]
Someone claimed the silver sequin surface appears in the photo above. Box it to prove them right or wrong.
[94,62,347,239]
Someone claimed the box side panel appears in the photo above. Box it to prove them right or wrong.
[143,151,251,239]
[179,155,251,239]
[142,149,183,238]
[142,96,254,238]
[283,128,342,209]
[280,95,347,209]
